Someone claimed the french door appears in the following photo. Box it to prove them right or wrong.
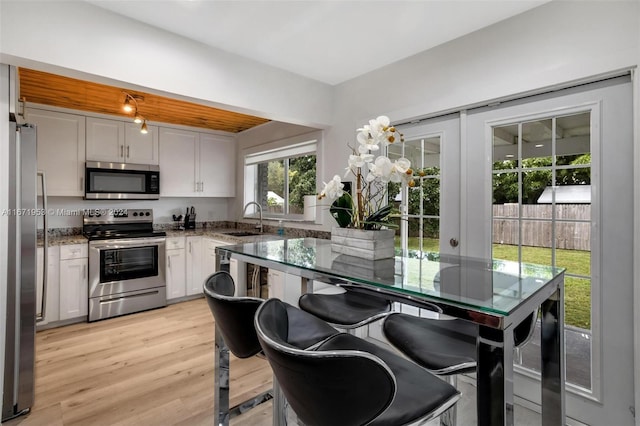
[465,75,633,425]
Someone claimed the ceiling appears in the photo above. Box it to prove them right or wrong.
[19,68,270,133]
[21,1,552,133]
[87,0,551,85]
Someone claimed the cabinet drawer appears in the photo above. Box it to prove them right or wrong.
[60,244,88,260]
[166,236,185,250]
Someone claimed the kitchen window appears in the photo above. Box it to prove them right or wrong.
[244,136,318,219]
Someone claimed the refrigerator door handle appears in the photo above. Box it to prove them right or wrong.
[36,171,47,323]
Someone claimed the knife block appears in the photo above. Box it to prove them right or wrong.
[184,213,196,229]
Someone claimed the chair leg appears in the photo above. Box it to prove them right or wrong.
[440,375,458,426]
[214,325,231,426]
[272,376,289,425]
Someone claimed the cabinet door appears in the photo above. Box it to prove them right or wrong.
[159,128,198,197]
[199,134,236,197]
[186,237,203,295]
[27,108,86,196]
[166,249,186,300]
[125,122,159,165]
[267,269,285,301]
[202,239,225,280]
[86,117,124,162]
[36,246,60,326]
[59,257,88,320]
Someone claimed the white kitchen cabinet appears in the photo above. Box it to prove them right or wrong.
[166,236,187,300]
[36,245,60,326]
[267,269,303,307]
[59,244,88,321]
[159,127,235,197]
[202,238,227,281]
[86,117,159,165]
[26,108,86,196]
[186,236,204,296]
[198,133,235,197]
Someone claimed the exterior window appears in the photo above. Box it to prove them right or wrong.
[244,139,317,219]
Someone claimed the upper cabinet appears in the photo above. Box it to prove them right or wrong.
[86,117,159,165]
[159,128,235,197]
[26,108,86,196]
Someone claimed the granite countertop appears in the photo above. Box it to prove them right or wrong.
[165,228,284,244]
[37,222,329,247]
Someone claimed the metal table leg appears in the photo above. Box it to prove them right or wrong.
[214,325,230,426]
[477,325,515,426]
[541,285,566,425]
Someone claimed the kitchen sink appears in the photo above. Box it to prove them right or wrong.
[224,231,260,237]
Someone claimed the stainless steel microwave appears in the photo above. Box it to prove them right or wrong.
[85,161,160,200]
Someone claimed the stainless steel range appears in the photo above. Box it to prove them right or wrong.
[83,208,166,322]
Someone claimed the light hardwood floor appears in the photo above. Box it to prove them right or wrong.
[4,299,273,426]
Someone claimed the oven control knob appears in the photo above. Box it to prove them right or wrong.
[95,212,101,217]
[133,212,138,217]
[145,212,150,216]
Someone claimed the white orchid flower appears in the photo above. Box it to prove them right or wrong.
[357,129,380,152]
[367,156,394,183]
[318,174,344,200]
[386,158,412,184]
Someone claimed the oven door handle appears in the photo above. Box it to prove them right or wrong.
[89,237,167,249]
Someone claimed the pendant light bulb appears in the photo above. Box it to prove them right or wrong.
[134,111,143,124]
[140,120,148,134]
[123,97,133,113]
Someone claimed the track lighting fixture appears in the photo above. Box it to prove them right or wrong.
[122,92,149,133]
[122,97,133,113]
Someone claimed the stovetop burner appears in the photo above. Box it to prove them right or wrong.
[84,230,166,241]
[83,208,164,240]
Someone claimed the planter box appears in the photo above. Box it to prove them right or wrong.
[330,227,395,260]
[332,254,395,280]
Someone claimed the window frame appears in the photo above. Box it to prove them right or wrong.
[243,131,321,221]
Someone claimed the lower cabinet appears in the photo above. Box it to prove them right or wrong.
[267,269,303,307]
[186,236,203,296]
[59,244,88,321]
[36,245,60,326]
[166,236,187,300]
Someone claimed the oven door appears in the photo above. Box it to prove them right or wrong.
[89,237,166,299]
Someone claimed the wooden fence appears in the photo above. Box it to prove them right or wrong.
[493,204,590,251]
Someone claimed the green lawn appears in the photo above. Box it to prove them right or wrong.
[400,237,591,330]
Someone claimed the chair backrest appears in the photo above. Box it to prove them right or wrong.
[254,298,396,426]
[203,271,263,359]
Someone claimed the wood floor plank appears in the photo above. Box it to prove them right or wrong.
[6,298,273,426]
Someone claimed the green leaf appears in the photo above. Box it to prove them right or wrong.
[330,194,353,228]
[363,205,392,230]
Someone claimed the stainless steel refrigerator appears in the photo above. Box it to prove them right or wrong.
[3,115,48,421]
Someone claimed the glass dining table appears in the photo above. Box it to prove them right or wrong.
[215,237,566,426]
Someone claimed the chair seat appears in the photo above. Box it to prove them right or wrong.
[383,313,478,374]
[316,333,460,426]
[299,291,391,327]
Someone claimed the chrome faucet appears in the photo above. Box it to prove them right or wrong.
[243,201,263,233]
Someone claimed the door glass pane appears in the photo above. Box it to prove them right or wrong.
[393,135,441,252]
[493,124,518,166]
[522,119,553,164]
[492,111,592,391]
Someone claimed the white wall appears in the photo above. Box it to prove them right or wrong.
[325,1,639,192]
[0,1,334,129]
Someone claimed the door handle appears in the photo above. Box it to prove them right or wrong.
[36,171,48,322]
[120,145,124,157]
[127,146,130,158]
[449,238,459,248]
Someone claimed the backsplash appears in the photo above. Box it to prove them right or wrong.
[38,197,230,229]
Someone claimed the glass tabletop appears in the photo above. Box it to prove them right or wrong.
[218,237,565,316]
